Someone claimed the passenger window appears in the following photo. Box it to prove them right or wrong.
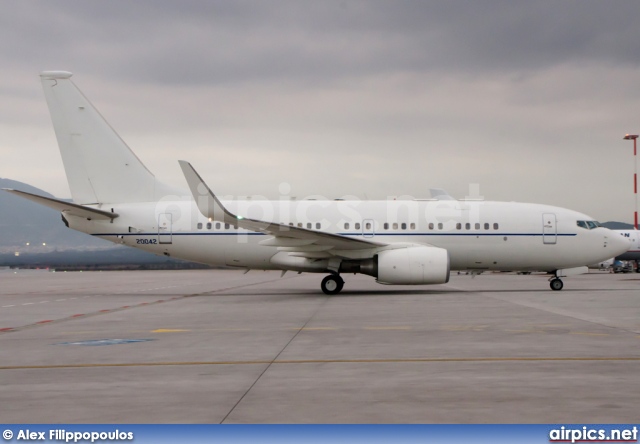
[410,223,415,230]
[344,223,349,230]
[475,223,480,230]
[225,223,230,229]
[484,223,489,230]
[428,223,434,230]
[297,222,302,228]
[456,223,462,230]
[215,222,221,229]
[393,223,398,230]
[366,222,371,229]
[384,223,389,230]
[493,223,499,230]
[197,222,203,230]
[316,222,321,229]
[307,222,312,229]
[355,223,361,230]
[438,223,443,230]
[206,222,212,230]
[465,223,470,230]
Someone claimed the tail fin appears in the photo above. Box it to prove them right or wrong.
[40,71,161,204]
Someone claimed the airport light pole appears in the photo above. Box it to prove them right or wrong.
[623,134,639,229]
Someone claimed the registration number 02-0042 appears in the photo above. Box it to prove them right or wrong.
[136,238,158,245]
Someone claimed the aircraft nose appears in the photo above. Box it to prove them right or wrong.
[607,231,632,256]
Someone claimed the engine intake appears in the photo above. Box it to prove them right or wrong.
[377,246,450,285]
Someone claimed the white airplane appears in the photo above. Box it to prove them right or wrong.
[613,229,640,271]
[2,71,631,294]
[587,258,614,270]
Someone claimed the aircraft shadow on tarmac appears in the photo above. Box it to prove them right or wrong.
[211,288,467,298]
[207,286,634,298]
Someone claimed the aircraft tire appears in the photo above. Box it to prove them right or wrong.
[549,278,564,291]
[321,275,344,295]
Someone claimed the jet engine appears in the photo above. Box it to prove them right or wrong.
[377,246,450,285]
[340,246,450,285]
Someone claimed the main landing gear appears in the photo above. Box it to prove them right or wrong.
[549,277,564,291]
[321,274,344,295]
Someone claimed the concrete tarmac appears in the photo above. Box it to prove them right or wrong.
[0,269,638,423]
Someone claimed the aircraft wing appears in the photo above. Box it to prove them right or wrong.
[2,188,118,220]
[178,161,386,252]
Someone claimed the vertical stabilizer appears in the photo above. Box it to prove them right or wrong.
[40,71,157,204]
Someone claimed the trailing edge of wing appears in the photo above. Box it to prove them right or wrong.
[2,189,118,220]
[178,160,386,250]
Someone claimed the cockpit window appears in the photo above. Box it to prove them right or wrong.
[577,220,602,230]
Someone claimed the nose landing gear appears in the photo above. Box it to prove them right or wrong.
[321,274,344,295]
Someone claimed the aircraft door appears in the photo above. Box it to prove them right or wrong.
[363,219,375,238]
[158,213,173,244]
[542,213,557,245]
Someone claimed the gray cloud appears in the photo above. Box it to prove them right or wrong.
[4,1,640,86]
[1,1,640,223]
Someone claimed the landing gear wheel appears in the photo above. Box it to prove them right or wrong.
[549,278,564,291]
[321,275,344,295]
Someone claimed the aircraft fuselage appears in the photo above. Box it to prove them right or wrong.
[68,198,619,273]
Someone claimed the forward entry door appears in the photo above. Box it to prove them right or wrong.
[542,213,557,245]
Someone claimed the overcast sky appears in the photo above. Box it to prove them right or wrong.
[2,1,640,222]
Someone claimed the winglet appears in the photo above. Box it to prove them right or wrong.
[178,160,238,226]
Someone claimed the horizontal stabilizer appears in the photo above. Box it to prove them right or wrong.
[2,188,118,220]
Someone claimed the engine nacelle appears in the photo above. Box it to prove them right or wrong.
[377,246,450,285]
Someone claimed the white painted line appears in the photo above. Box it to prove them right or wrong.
[23,303,34,305]
[56,299,66,301]
[2,305,15,308]
[39,301,49,304]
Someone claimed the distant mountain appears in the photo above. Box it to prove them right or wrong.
[0,178,201,267]
[0,178,112,250]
